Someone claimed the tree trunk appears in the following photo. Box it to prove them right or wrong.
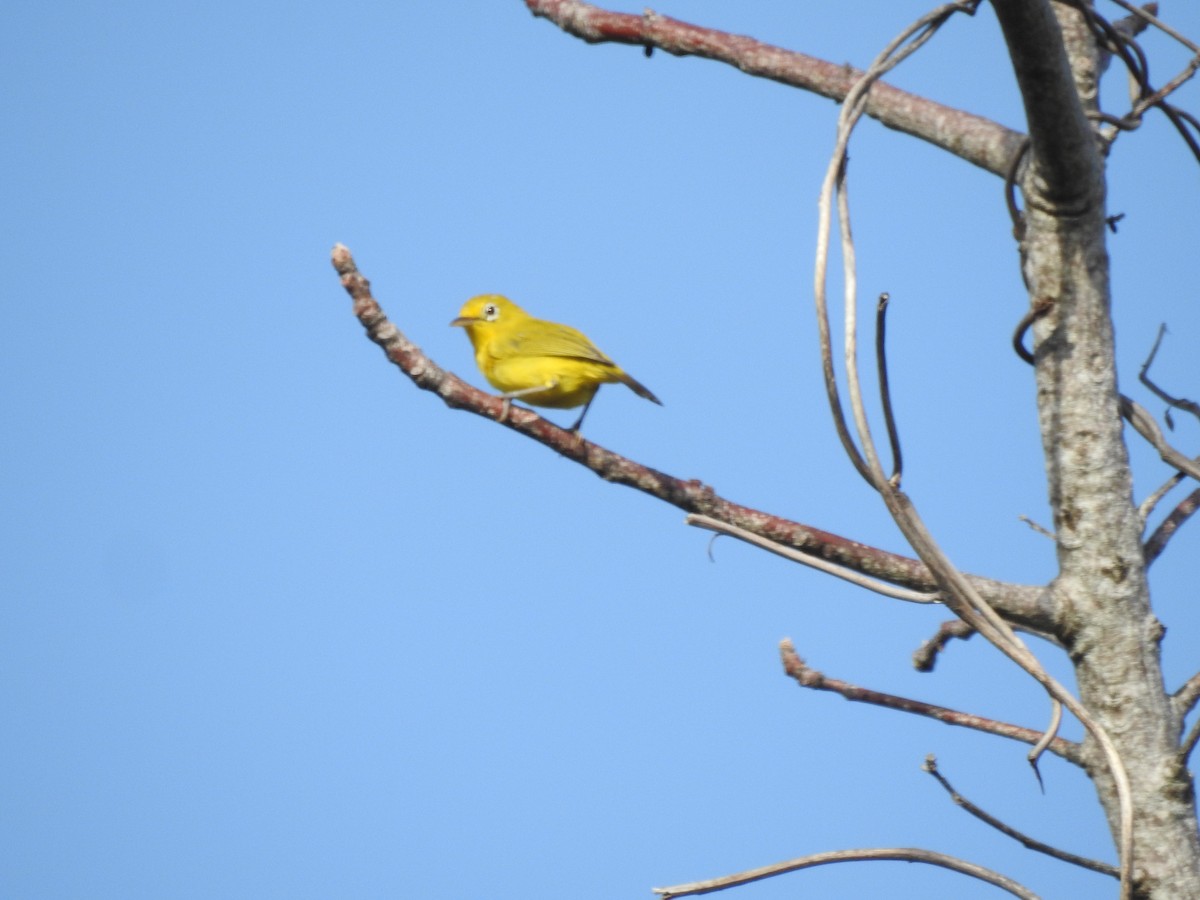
[994,1,1200,895]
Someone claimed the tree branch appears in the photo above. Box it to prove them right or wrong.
[1140,323,1200,427]
[1121,397,1200,484]
[1109,0,1195,55]
[991,0,1104,209]
[523,0,1024,176]
[653,846,1040,899]
[330,244,1055,633]
[686,514,941,604]
[1139,471,1185,528]
[1182,716,1200,765]
[913,619,977,672]
[1174,673,1200,719]
[780,639,1083,765]
[923,755,1119,877]
[1144,486,1200,566]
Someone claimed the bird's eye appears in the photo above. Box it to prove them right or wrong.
[483,304,499,321]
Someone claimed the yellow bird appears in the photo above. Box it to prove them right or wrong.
[450,294,662,431]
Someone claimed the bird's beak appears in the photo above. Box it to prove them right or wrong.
[450,316,477,328]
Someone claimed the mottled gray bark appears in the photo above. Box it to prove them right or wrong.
[993,1,1200,896]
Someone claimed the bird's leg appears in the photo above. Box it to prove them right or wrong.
[569,394,596,433]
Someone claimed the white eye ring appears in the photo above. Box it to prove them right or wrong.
[482,304,499,321]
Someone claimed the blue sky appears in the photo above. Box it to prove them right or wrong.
[4,2,1200,898]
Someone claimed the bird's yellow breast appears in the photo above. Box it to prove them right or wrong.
[478,352,621,409]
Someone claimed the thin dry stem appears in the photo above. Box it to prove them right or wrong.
[875,293,904,483]
[1175,673,1200,719]
[1144,486,1200,566]
[1107,0,1198,54]
[653,846,1039,899]
[913,619,977,672]
[923,755,1118,877]
[1140,324,1200,426]
[1019,515,1057,541]
[685,514,941,604]
[1121,397,1200,483]
[1139,472,1185,527]
[1182,716,1200,764]
[780,640,1083,765]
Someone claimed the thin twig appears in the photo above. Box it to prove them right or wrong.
[1140,324,1200,426]
[819,156,874,485]
[1182,716,1200,764]
[1011,297,1053,365]
[1121,396,1200,483]
[1005,138,1032,241]
[1027,699,1062,792]
[1133,54,1200,121]
[1175,673,1200,718]
[1018,515,1056,541]
[913,619,976,672]
[1144,486,1200,566]
[876,293,904,485]
[685,514,941,604]
[1107,1,1196,54]
[780,640,1083,764]
[653,846,1040,899]
[1075,0,1200,162]
[1175,679,1200,763]
[1138,471,1185,527]
[923,756,1119,877]
[835,5,968,492]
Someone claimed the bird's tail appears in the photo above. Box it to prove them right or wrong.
[618,371,663,406]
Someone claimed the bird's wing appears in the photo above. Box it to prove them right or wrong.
[492,323,616,366]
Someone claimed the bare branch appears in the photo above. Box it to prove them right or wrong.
[1144,486,1200,566]
[1027,699,1062,791]
[1121,396,1200,484]
[1107,0,1198,54]
[1100,2,1200,125]
[330,244,1055,632]
[780,640,1083,765]
[829,6,968,492]
[1107,1,1160,45]
[1063,0,1200,162]
[1018,515,1056,541]
[1170,676,1200,762]
[1140,324,1200,427]
[913,619,977,672]
[522,0,1023,176]
[875,293,904,485]
[1137,326,1200,552]
[923,755,1119,878]
[653,846,1040,899]
[1011,296,1053,365]
[992,0,1104,210]
[1182,716,1200,765]
[1175,673,1200,719]
[1138,471,1185,527]
[686,514,941,604]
